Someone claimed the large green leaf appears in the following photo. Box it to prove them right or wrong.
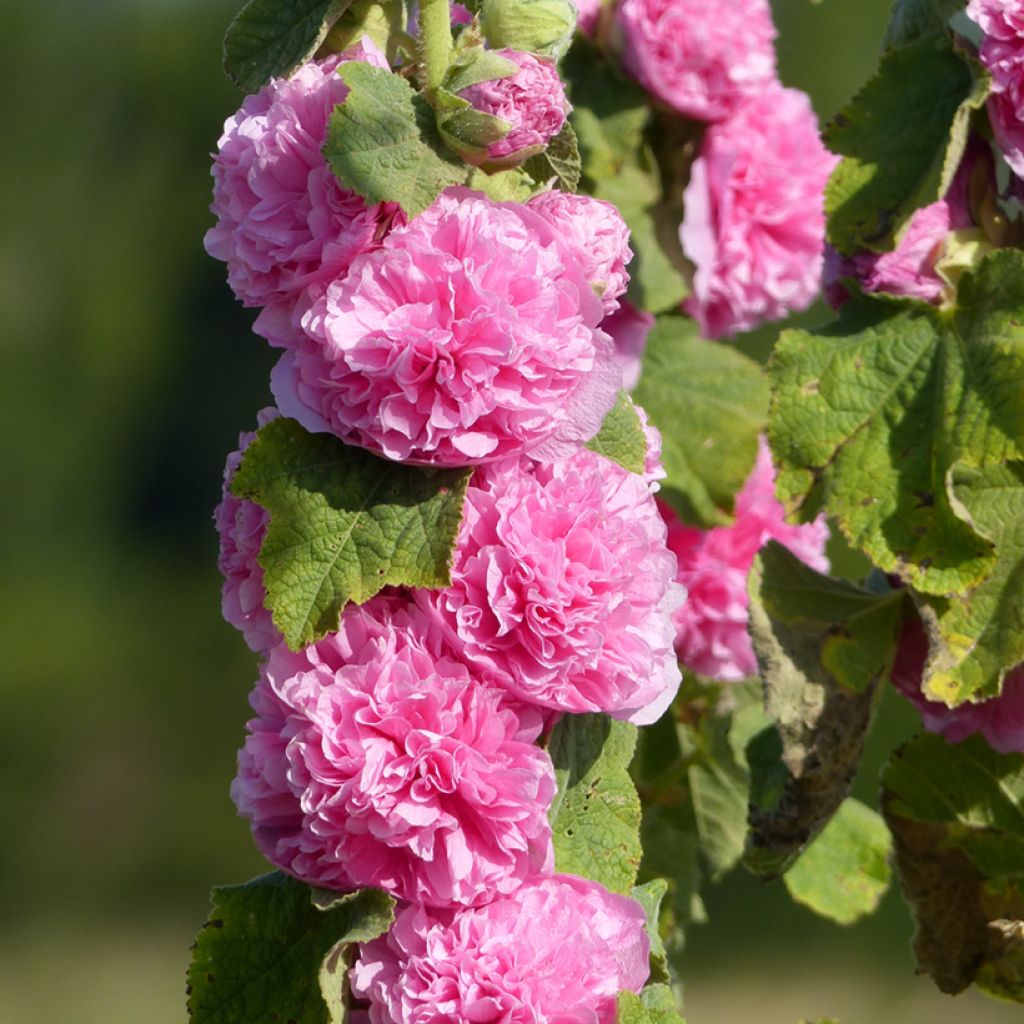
[522,121,582,192]
[187,873,394,1023]
[586,391,647,475]
[547,714,642,894]
[883,0,971,48]
[769,251,1024,604]
[324,63,467,216]
[224,0,353,93]
[882,734,1024,1001]
[824,33,974,254]
[634,317,768,527]
[744,543,903,877]
[231,417,471,650]
[783,798,892,925]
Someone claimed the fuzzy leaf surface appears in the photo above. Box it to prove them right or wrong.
[224,0,353,92]
[548,714,642,894]
[634,317,768,527]
[231,417,471,650]
[187,873,394,1023]
[618,985,686,1024]
[324,63,466,215]
[523,120,582,192]
[586,392,647,475]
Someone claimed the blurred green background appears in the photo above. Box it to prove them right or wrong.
[1,1,1018,1021]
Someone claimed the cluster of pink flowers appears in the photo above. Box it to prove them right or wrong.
[661,438,829,681]
[613,0,836,338]
[207,33,670,1021]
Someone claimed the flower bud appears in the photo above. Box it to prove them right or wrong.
[480,0,577,58]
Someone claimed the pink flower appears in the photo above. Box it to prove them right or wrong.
[616,0,777,122]
[636,403,668,491]
[458,50,570,166]
[204,46,401,342]
[351,874,650,1024]
[604,300,654,391]
[969,0,1024,175]
[231,595,556,907]
[214,408,280,654]
[891,618,1024,754]
[680,83,839,339]
[527,191,632,315]
[421,448,684,724]
[663,438,829,681]
[272,189,620,466]
[575,0,604,35]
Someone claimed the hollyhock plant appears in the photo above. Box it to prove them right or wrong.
[969,0,1024,175]
[272,188,620,465]
[214,408,280,654]
[231,595,556,907]
[421,447,684,724]
[204,45,401,341]
[351,874,650,1024]
[616,0,777,122]
[527,190,632,315]
[457,50,570,166]
[680,82,839,339]
[891,619,1024,754]
[663,438,829,681]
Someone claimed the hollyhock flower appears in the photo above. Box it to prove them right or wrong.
[214,408,280,654]
[636,404,667,491]
[421,448,684,724]
[616,0,776,122]
[204,45,401,341]
[663,438,829,681]
[231,595,556,907]
[680,83,839,339]
[604,299,654,391]
[891,618,1024,754]
[272,189,619,465]
[527,191,632,315]
[457,50,569,166]
[351,874,650,1024]
[969,0,1024,175]
[575,0,604,35]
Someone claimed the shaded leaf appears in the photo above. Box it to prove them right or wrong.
[586,392,647,475]
[884,0,970,48]
[632,878,671,984]
[522,120,582,192]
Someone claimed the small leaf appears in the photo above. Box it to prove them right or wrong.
[324,63,467,216]
[523,121,582,192]
[633,317,768,527]
[632,878,671,984]
[825,33,973,254]
[187,873,394,1024]
[783,798,892,925]
[231,417,471,650]
[586,392,647,475]
[442,49,519,94]
[618,985,686,1024]
[547,714,642,894]
[744,544,904,877]
[224,0,353,93]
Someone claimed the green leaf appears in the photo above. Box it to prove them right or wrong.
[224,0,353,93]
[442,49,519,93]
[783,798,892,925]
[324,63,466,216]
[187,873,394,1024]
[824,33,973,254]
[547,714,642,894]
[882,734,1024,1001]
[632,878,671,984]
[618,985,686,1024]
[633,317,768,527]
[744,543,903,877]
[883,0,968,48]
[767,250,1024,597]
[522,121,582,192]
[231,417,471,650]
[465,166,536,202]
[586,392,647,475]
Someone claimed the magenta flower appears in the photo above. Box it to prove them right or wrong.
[969,0,1024,175]
[351,874,650,1024]
[604,299,654,391]
[662,438,829,681]
[527,191,632,315]
[680,82,838,339]
[421,448,684,724]
[214,408,280,654]
[231,595,556,907]
[204,46,401,341]
[458,50,570,166]
[272,189,620,465]
[616,0,777,122]
[891,619,1024,754]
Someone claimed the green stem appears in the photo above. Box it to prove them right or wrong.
[418,0,453,98]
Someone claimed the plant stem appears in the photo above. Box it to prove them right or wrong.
[418,0,453,98]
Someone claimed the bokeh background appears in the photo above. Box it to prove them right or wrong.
[1,1,1019,1021]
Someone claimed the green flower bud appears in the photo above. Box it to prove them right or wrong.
[480,0,577,58]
